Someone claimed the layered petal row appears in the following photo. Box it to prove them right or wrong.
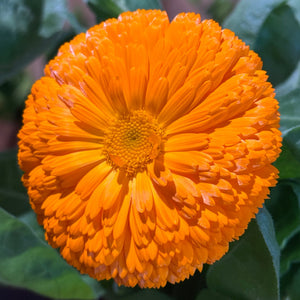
[18,9,281,288]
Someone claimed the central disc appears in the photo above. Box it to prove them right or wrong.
[103,110,163,176]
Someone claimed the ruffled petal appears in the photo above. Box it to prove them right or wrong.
[18,9,282,289]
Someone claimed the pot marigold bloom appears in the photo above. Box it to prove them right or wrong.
[18,10,281,288]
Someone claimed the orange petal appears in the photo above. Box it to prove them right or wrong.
[167,74,263,135]
[45,140,102,155]
[113,192,131,240]
[132,172,154,213]
[42,149,104,176]
[67,236,85,253]
[172,173,199,201]
[164,151,212,174]
[164,133,209,152]
[147,158,172,187]
[88,170,126,213]
[151,184,179,231]
[80,74,116,116]
[58,85,112,132]
[75,161,112,199]
[158,82,195,126]
[125,237,144,274]
[145,76,169,115]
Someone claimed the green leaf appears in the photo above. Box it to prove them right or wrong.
[0,149,30,216]
[272,61,300,178]
[281,232,300,275]
[117,290,173,300]
[0,72,31,118]
[85,0,162,22]
[256,207,280,280]
[274,141,300,179]
[267,181,300,248]
[38,0,69,38]
[276,61,300,98]
[224,1,300,85]
[196,288,231,300]
[159,269,206,300]
[288,0,300,25]
[18,211,45,242]
[0,0,69,84]
[254,4,300,86]
[283,126,300,161]
[84,0,123,21]
[0,207,104,299]
[281,263,300,300]
[122,0,163,11]
[274,127,300,179]
[223,0,284,48]
[39,0,86,35]
[273,42,300,134]
[205,207,280,300]
[209,0,236,24]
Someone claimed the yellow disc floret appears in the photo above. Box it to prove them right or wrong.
[103,110,163,176]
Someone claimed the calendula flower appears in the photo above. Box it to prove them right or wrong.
[18,10,281,288]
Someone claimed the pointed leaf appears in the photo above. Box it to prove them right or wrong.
[273,62,300,178]
[118,290,173,300]
[0,207,104,299]
[223,0,284,48]
[0,0,68,83]
[196,289,231,300]
[281,232,300,275]
[276,60,300,134]
[84,0,162,22]
[267,182,300,248]
[38,0,69,38]
[283,126,300,162]
[0,150,29,216]
[288,0,300,25]
[206,208,280,300]
[254,4,300,86]
[274,140,300,179]
[281,262,300,300]
[274,126,300,179]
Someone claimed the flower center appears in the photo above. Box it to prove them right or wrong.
[103,110,163,176]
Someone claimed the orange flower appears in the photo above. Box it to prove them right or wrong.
[18,10,282,288]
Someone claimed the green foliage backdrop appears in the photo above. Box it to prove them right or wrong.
[0,0,300,299]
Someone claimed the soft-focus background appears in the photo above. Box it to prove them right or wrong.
[1,0,300,299]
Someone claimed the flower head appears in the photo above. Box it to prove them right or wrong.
[18,10,281,288]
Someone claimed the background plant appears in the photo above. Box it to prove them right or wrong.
[0,0,299,299]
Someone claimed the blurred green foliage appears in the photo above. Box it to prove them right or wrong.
[84,0,162,22]
[0,0,300,299]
